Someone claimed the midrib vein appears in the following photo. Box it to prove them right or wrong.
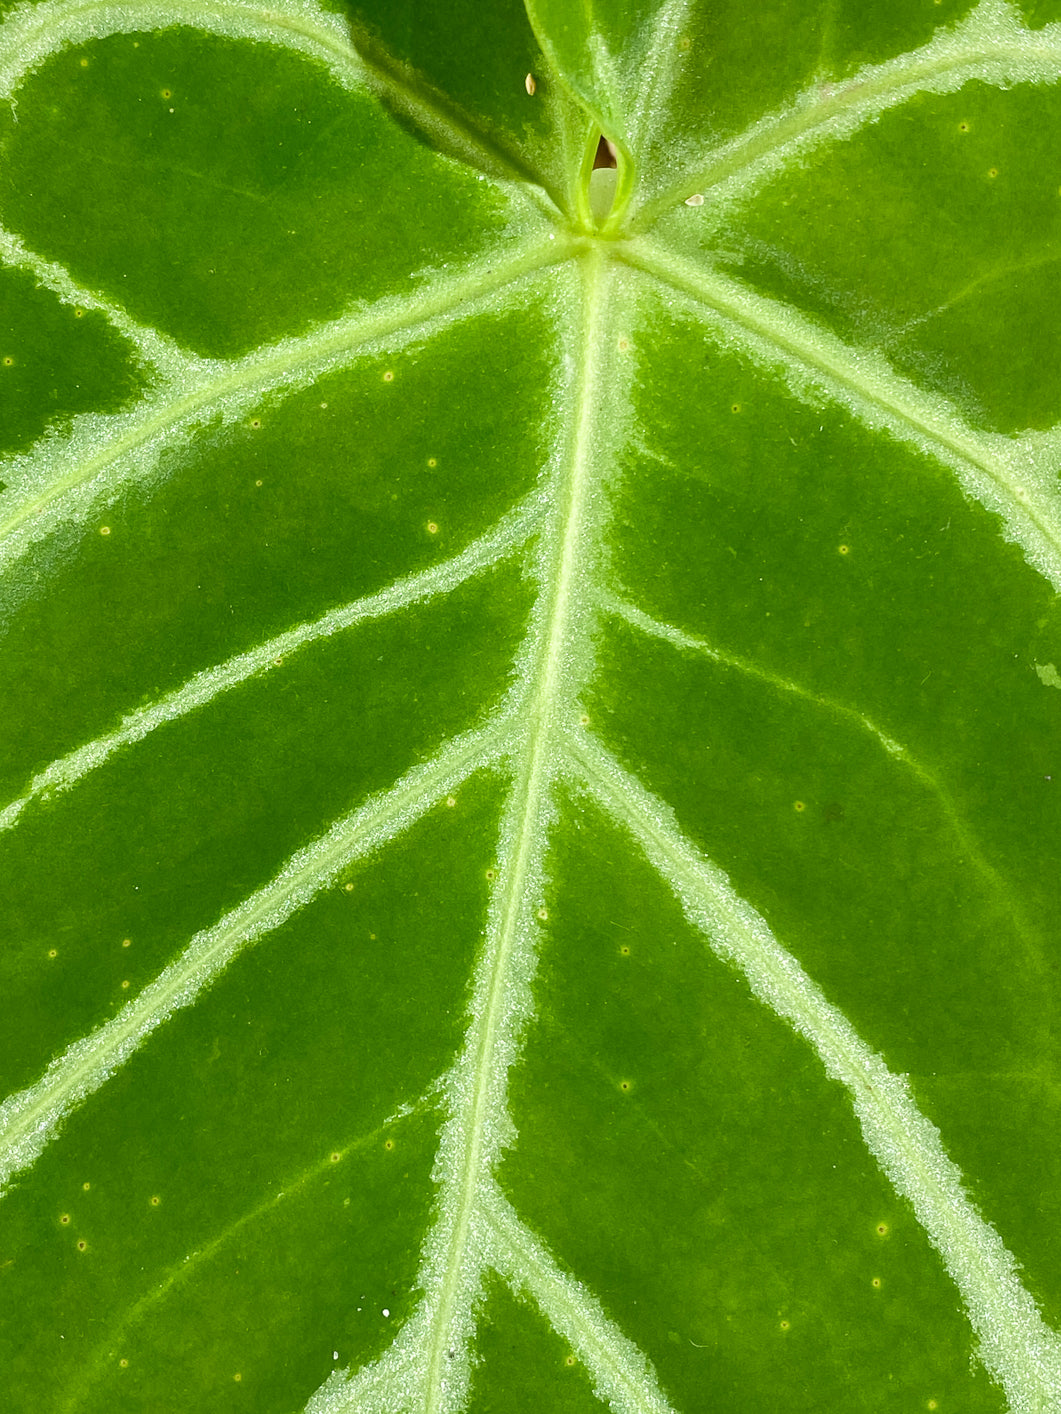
[624,241,1061,589]
[0,719,507,1196]
[0,240,568,565]
[420,250,608,1414]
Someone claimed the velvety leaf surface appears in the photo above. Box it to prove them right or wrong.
[2,1,1061,1412]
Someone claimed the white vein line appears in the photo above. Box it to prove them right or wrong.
[0,0,365,102]
[625,0,695,155]
[623,242,1061,593]
[634,0,1061,228]
[605,591,906,755]
[0,239,567,588]
[606,592,1052,984]
[571,731,1061,1414]
[0,499,542,834]
[0,717,510,1197]
[482,1186,676,1414]
[303,253,609,1414]
[0,223,191,381]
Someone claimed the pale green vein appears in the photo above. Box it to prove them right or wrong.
[66,1096,429,1414]
[633,0,1061,229]
[573,732,1061,1414]
[0,499,542,834]
[0,0,364,102]
[0,223,189,381]
[483,1186,676,1414]
[304,251,615,1414]
[0,719,509,1198]
[0,240,567,595]
[607,592,1052,985]
[623,242,1061,593]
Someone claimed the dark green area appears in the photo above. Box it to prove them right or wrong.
[0,772,504,1412]
[0,30,524,358]
[0,302,552,793]
[0,267,142,452]
[709,84,1061,431]
[502,795,1004,1412]
[468,1277,608,1413]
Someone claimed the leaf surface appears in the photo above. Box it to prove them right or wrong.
[2,1,1061,1411]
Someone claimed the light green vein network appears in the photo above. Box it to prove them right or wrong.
[2,1,1061,1412]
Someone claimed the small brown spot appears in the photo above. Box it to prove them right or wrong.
[779,1319,790,1331]
[427,457,437,468]
[876,1223,889,1236]
[249,418,261,429]
[150,1195,160,1206]
[838,544,849,555]
[60,1214,70,1225]
[620,945,630,957]
[793,801,805,813]
[958,121,969,132]
[564,1354,576,1367]
[871,1276,881,1288]
[234,1373,242,1382]
[48,949,58,959]
[82,1182,90,1191]
[485,868,496,881]
[330,1152,341,1163]
[77,1240,87,1251]
[537,907,549,921]
[619,1080,631,1093]
[384,1139,394,1151]
[382,371,394,383]
[731,403,741,413]
[987,167,999,178]
[74,308,84,318]
[160,88,171,99]
[2,356,13,367]
[119,1358,128,1368]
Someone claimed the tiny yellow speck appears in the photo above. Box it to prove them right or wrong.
[119,1358,128,1368]
[427,457,437,468]
[99,526,110,536]
[79,57,89,66]
[793,801,805,812]
[74,308,84,318]
[684,193,704,207]
[617,337,630,351]
[234,1373,242,1383]
[160,88,172,99]
[250,418,261,430]
[320,402,328,409]
[427,522,439,534]
[2,356,13,367]
[619,1079,632,1092]
[121,938,131,948]
[121,980,130,989]
[330,1151,341,1162]
[876,1222,889,1236]
[383,370,394,382]
[780,1319,790,1331]
[927,1402,939,1411]
[525,73,536,95]
[77,1240,87,1251]
[537,907,549,921]
[578,712,590,725]
[384,1139,394,1151]
[48,948,58,959]
[620,945,630,956]
[987,167,999,178]
[255,479,263,487]
[60,1214,70,1225]
[82,1182,90,1191]
[731,403,741,414]
[871,1276,881,1288]
[564,1354,576,1367]
[344,882,354,892]
[150,1195,160,1206]
[485,868,496,881]
[445,795,456,808]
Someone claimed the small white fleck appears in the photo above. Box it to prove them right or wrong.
[382,1308,390,1317]
[333,1351,338,1360]
[684,193,704,207]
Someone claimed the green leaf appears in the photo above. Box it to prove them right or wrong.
[2,1,1061,1410]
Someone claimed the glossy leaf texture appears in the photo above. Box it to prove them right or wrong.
[2,0,1061,1410]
